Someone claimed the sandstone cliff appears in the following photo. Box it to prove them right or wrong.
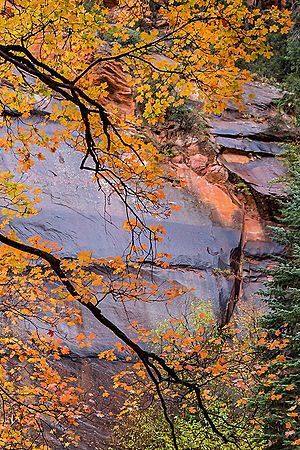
[0,58,299,448]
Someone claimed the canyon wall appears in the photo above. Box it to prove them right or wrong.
[0,65,299,447]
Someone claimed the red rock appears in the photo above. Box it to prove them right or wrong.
[176,164,242,228]
[222,153,251,164]
[187,142,200,155]
[205,164,228,183]
[94,61,134,116]
[244,216,266,243]
[171,155,183,164]
[188,154,208,174]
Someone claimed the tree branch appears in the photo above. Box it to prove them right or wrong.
[0,231,229,445]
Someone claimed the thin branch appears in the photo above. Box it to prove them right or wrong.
[0,232,229,445]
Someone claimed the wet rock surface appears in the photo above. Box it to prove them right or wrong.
[0,119,241,325]
[0,78,298,449]
[0,117,242,449]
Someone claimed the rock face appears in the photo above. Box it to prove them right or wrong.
[94,61,134,116]
[209,82,299,198]
[188,153,208,174]
[0,118,241,326]
[220,154,286,196]
[215,137,285,156]
[0,118,242,449]
[0,77,297,448]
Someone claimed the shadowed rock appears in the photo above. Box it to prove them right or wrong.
[210,118,299,141]
[220,153,287,196]
[0,118,243,344]
[227,82,283,117]
[0,77,296,449]
[216,136,286,156]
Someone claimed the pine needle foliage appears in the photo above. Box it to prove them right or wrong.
[257,149,300,449]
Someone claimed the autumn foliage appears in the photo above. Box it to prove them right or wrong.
[0,0,295,448]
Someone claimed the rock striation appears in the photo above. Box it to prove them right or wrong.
[0,71,298,448]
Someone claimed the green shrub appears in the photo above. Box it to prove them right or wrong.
[165,102,207,132]
[109,405,265,450]
[108,302,266,450]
